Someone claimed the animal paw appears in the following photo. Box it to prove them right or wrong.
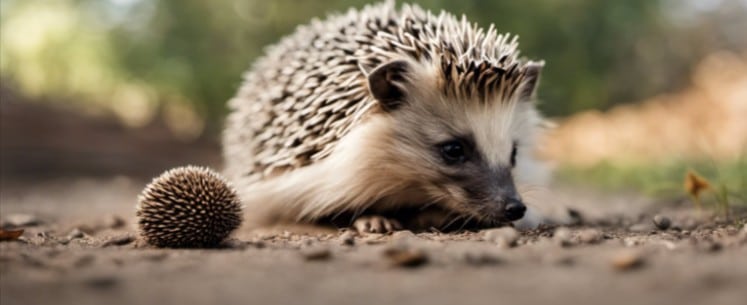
[353,216,402,234]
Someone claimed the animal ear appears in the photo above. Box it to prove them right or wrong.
[367,60,410,111]
[519,61,544,101]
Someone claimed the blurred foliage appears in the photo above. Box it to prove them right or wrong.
[2,0,746,135]
[556,156,747,206]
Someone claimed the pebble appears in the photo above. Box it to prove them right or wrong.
[577,229,602,244]
[338,231,356,246]
[553,227,573,247]
[623,237,645,247]
[483,227,519,248]
[566,208,584,226]
[392,230,416,240]
[611,251,644,271]
[383,247,428,268]
[67,228,86,240]
[652,215,671,230]
[2,214,42,228]
[301,247,332,261]
[101,234,135,247]
[391,230,417,246]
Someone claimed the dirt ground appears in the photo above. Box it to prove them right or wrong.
[1,177,746,305]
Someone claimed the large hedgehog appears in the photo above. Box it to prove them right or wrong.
[223,1,546,233]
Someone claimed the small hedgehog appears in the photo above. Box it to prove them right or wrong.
[223,1,546,232]
[137,166,242,247]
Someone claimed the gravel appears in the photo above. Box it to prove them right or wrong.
[653,215,672,230]
[101,234,135,247]
[483,227,519,248]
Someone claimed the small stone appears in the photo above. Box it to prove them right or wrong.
[566,208,584,226]
[301,247,332,261]
[392,230,416,240]
[2,214,41,228]
[391,230,417,246]
[338,231,356,246]
[483,227,519,248]
[67,228,85,240]
[658,240,677,250]
[578,229,602,244]
[101,234,135,247]
[652,215,671,230]
[611,251,644,271]
[383,247,428,268]
[553,227,573,247]
[623,237,644,247]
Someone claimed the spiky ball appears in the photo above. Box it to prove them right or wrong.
[136,166,242,248]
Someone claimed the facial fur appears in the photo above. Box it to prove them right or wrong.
[367,58,542,224]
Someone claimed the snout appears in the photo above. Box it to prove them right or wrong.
[503,198,526,221]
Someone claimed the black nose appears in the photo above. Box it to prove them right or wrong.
[504,199,526,221]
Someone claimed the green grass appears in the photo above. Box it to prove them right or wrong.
[555,156,747,208]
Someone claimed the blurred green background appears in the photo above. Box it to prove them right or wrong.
[2,0,746,135]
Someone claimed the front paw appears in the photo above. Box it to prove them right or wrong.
[353,216,402,234]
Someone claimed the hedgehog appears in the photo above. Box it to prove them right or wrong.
[137,166,242,247]
[223,1,547,233]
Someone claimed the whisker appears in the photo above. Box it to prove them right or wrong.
[442,214,465,230]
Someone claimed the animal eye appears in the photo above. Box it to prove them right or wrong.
[510,141,518,167]
[439,140,467,165]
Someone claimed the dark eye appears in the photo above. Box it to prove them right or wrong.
[510,141,518,167]
[439,140,467,165]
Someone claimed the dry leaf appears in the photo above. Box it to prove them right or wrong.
[684,170,710,198]
[0,229,24,241]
